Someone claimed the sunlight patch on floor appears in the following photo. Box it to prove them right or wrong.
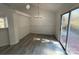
[41,39,50,43]
[33,38,41,41]
[43,48,64,55]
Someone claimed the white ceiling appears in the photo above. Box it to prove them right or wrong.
[31,3,76,11]
[5,3,77,13]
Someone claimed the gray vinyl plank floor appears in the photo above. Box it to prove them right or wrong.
[0,33,65,55]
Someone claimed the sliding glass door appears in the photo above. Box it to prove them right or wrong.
[60,13,69,48]
[66,8,79,54]
[60,8,79,54]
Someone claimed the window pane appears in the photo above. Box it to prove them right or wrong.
[0,18,5,28]
[66,8,79,54]
[0,17,8,28]
[60,13,69,48]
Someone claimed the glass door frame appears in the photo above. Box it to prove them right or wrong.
[59,12,71,54]
[59,7,79,54]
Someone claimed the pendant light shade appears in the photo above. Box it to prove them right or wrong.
[26,4,30,10]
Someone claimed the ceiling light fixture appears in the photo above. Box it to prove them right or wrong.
[26,4,30,10]
[34,3,45,19]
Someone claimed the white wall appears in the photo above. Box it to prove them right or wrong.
[8,8,30,45]
[0,4,30,46]
[0,28,9,47]
[55,13,61,40]
[30,9,56,35]
[0,4,16,46]
[13,12,30,41]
